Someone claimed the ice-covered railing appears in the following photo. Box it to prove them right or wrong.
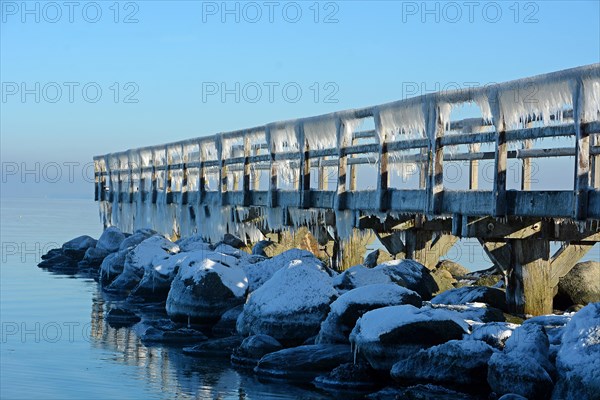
[94,64,600,239]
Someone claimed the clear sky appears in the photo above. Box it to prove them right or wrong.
[1,0,599,197]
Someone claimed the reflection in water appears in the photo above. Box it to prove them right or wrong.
[87,287,332,400]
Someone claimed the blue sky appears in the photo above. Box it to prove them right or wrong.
[1,0,599,197]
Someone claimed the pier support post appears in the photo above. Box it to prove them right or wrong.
[506,238,551,316]
[404,230,458,270]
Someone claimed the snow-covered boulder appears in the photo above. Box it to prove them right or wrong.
[504,323,554,376]
[430,302,505,323]
[243,249,316,292]
[350,305,470,370]
[557,261,600,306]
[166,250,248,322]
[254,344,353,382]
[237,257,337,344]
[391,339,496,388]
[487,352,553,400]
[175,235,213,252]
[334,260,438,300]
[552,303,600,400]
[96,227,126,252]
[231,334,283,368]
[118,229,155,251]
[106,236,179,293]
[464,322,518,349]
[523,313,573,361]
[316,284,422,344]
[99,248,129,285]
[129,250,193,301]
[431,286,507,312]
[61,235,97,260]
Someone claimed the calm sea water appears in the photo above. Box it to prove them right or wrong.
[0,197,331,400]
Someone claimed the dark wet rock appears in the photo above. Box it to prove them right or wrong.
[141,326,208,345]
[431,286,507,312]
[254,344,353,382]
[99,248,129,286]
[237,257,337,345]
[166,249,248,323]
[78,247,111,269]
[38,253,78,270]
[212,305,243,337]
[350,305,470,370]
[217,233,245,249]
[557,261,600,307]
[464,322,518,349]
[498,395,528,400]
[316,284,422,344]
[182,335,243,357]
[363,250,380,269]
[391,339,495,389]
[313,362,382,393]
[119,230,155,251]
[61,235,97,260]
[436,260,470,279]
[231,334,283,368]
[552,303,600,400]
[251,240,274,257]
[105,308,141,328]
[430,302,505,323]
[41,248,62,260]
[487,352,553,400]
[391,384,478,400]
[96,226,126,252]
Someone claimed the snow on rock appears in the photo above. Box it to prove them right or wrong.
[231,334,283,368]
[431,286,507,312]
[118,229,155,251]
[504,323,554,376]
[430,302,505,323]
[237,257,338,344]
[96,226,126,252]
[61,235,97,260]
[333,265,397,293]
[243,249,316,293]
[129,250,194,301]
[106,235,179,293]
[316,284,422,344]
[176,235,212,252]
[464,322,518,349]
[254,344,353,382]
[391,339,496,388]
[552,303,600,400]
[350,305,470,370]
[166,250,248,322]
[487,352,553,400]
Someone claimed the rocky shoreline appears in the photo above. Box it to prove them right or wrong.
[39,228,600,399]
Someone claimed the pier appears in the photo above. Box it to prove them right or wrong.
[94,64,600,316]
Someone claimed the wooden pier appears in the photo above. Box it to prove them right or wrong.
[94,64,600,316]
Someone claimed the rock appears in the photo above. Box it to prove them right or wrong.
[105,308,141,328]
[61,235,97,260]
[237,257,337,345]
[504,323,554,376]
[487,352,553,400]
[106,236,179,294]
[391,339,495,389]
[431,286,507,312]
[431,268,456,294]
[99,248,129,286]
[350,305,470,370]
[251,240,274,257]
[436,260,470,279]
[78,247,110,269]
[474,274,503,287]
[231,334,283,368]
[363,250,380,269]
[140,327,208,345]
[37,253,78,270]
[464,322,518,349]
[40,248,62,260]
[182,336,243,357]
[218,233,245,249]
[166,250,248,323]
[557,261,600,306]
[313,362,381,393]
[243,249,316,292]
[119,230,155,251]
[369,384,477,400]
[552,303,600,400]
[175,234,212,252]
[430,302,505,323]
[498,395,528,400]
[316,284,422,344]
[96,227,126,252]
[254,344,353,382]
[212,305,244,337]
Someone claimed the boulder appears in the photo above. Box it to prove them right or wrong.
[40,248,62,260]
[350,305,470,370]
[487,352,553,400]
[105,308,141,328]
[504,323,554,376]
[313,362,381,393]
[175,235,212,252]
[316,284,422,344]
[96,227,126,252]
[218,233,245,249]
[61,235,97,260]
[119,229,155,251]
[212,305,244,337]
[557,261,600,306]
[37,253,78,271]
[140,327,208,345]
[430,302,505,323]
[363,249,380,269]
[464,322,518,349]
[368,385,478,400]
[99,248,129,286]
[391,339,495,389]
[231,334,283,368]
[182,336,244,357]
[431,268,456,294]
[552,303,600,400]
[431,286,507,312]
[436,260,470,278]
[254,344,353,382]
[237,257,337,345]
[243,249,316,293]
[78,247,110,269]
[251,240,274,257]
[166,250,248,323]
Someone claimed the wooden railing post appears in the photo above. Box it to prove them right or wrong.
[298,123,310,208]
[573,78,589,220]
[165,146,173,204]
[335,118,347,210]
[117,155,123,204]
[198,141,206,204]
[243,135,252,206]
[424,100,445,214]
[374,111,389,211]
[592,134,600,189]
[150,149,158,204]
[181,144,189,205]
[127,151,134,203]
[265,127,278,208]
[216,135,227,206]
[490,89,507,216]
